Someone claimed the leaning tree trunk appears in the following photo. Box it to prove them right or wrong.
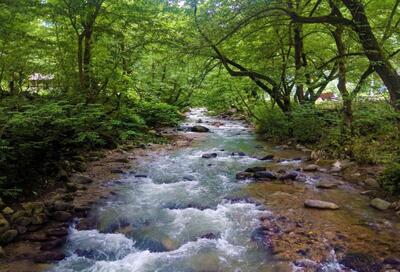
[341,0,400,112]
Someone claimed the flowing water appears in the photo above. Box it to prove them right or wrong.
[52,109,286,272]
[50,109,400,272]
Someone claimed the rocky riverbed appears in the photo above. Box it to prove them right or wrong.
[0,109,399,272]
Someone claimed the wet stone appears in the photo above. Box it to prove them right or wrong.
[69,174,94,184]
[245,166,266,173]
[370,198,391,211]
[190,125,210,132]
[304,199,339,210]
[202,153,217,159]
[259,154,274,161]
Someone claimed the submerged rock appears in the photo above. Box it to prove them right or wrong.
[202,153,217,159]
[191,125,210,133]
[370,198,391,211]
[304,199,339,210]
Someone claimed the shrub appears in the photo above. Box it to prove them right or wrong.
[0,97,177,199]
[254,106,290,140]
[137,101,182,127]
[378,162,400,195]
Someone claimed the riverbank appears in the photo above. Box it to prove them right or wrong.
[239,145,400,271]
[0,127,206,272]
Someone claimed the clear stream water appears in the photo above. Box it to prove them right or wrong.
[51,109,357,272]
[51,109,286,272]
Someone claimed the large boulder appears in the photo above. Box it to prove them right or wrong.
[190,125,210,133]
[370,198,391,211]
[304,199,339,210]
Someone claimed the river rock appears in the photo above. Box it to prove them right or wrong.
[303,164,319,172]
[53,201,74,211]
[0,246,5,257]
[46,228,68,237]
[191,125,210,132]
[70,174,93,184]
[34,251,65,263]
[40,237,66,250]
[22,202,44,214]
[245,166,266,173]
[0,229,18,244]
[51,211,72,222]
[110,168,127,174]
[254,171,277,180]
[236,171,254,180]
[316,181,338,189]
[278,171,298,180]
[202,153,217,159]
[370,198,391,211]
[259,154,274,161]
[14,216,31,226]
[2,207,13,215]
[65,182,78,192]
[0,214,10,234]
[364,178,380,189]
[32,213,48,225]
[304,199,339,210]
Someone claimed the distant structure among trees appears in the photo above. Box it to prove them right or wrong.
[28,73,54,92]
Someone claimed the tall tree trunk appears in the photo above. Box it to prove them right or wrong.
[83,28,93,100]
[333,27,353,133]
[77,34,84,90]
[294,24,305,103]
[341,0,400,112]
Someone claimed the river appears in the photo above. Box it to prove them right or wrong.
[51,109,400,272]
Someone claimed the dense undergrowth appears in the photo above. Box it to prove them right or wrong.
[251,100,400,194]
[0,95,182,199]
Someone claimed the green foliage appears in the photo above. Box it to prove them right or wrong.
[0,96,183,199]
[254,106,290,139]
[378,162,400,196]
[254,104,339,144]
[353,101,398,136]
[137,101,182,127]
